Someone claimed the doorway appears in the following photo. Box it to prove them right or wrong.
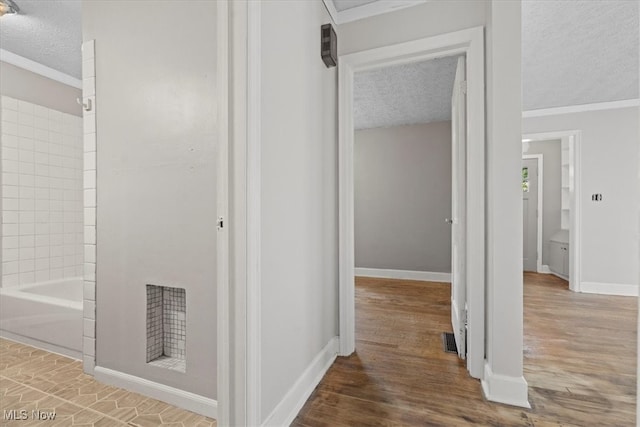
[521,132,581,290]
[338,27,485,379]
[522,156,541,273]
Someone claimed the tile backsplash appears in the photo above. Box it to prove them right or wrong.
[1,96,84,286]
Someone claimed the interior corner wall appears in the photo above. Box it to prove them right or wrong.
[354,122,452,273]
[523,140,562,267]
[83,0,218,400]
[0,61,82,116]
[523,107,640,288]
[259,0,339,421]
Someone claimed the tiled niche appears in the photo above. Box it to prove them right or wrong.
[146,284,186,372]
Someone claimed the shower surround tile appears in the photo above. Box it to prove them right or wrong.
[82,39,98,375]
[1,96,83,287]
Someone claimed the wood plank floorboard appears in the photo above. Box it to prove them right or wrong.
[293,273,637,426]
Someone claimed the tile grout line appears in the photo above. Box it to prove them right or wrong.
[0,373,130,425]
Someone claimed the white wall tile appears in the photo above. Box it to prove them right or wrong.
[83,299,95,320]
[83,281,95,301]
[19,271,35,284]
[3,248,19,262]
[3,273,20,286]
[2,96,83,287]
[2,211,19,224]
[83,337,95,356]
[20,223,35,237]
[1,97,18,110]
[83,318,96,338]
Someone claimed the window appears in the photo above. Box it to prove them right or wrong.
[522,167,529,192]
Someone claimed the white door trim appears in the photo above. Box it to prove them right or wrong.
[522,154,543,274]
[216,1,230,424]
[338,27,485,379]
[246,1,262,425]
[522,131,581,292]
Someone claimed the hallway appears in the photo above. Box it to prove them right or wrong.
[293,273,636,426]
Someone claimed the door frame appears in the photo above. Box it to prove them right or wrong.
[338,27,486,379]
[522,154,544,273]
[216,0,230,424]
[522,131,582,291]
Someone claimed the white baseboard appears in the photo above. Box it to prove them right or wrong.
[262,337,339,427]
[481,362,530,408]
[0,330,82,360]
[94,366,217,419]
[550,271,568,281]
[580,281,638,297]
[354,268,451,283]
[538,265,551,274]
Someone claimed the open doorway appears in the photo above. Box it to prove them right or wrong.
[337,27,486,381]
[521,132,581,290]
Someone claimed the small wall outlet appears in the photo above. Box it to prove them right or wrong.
[591,194,602,201]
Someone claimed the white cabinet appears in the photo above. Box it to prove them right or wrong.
[549,230,569,279]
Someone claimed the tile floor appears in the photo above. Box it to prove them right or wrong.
[0,338,216,426]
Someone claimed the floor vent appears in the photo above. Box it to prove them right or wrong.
[442,332,458,354]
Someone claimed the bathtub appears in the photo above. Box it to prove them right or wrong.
[0,278,83,359]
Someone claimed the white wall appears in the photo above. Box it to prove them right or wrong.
[83,0,218,400]
[523,107,639,290]
[354,122,451,273]
[259,0,338,422]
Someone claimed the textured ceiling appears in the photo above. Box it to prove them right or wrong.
[333,0,380,12]
[0,0,82,79]
[0,0,636,112]
[522,0,639,110]
[354,56,459,130]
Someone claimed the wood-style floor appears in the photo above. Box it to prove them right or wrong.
[293,273,637,426]
[0,339,216,426]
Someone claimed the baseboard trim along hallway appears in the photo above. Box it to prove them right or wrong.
[481,362,530,408]
[262,337,339,426]
[354,268,451,283]
[580,281,639,297]
[93,366,218,419]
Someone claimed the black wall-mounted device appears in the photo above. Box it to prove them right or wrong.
[321,24,337,68]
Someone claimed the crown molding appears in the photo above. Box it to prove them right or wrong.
[0,49,82,89]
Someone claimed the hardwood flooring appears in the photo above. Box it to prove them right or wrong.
[293,273,637,426]
[0,339,216,426]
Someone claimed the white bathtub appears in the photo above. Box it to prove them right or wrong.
[0,278,83,359]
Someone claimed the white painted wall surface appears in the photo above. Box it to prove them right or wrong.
[0,62,82,116]
[354,122,452,273]
[259,0,339,422]
[482,0,528,406]
[83,1,218,399]
[523,107,640,289]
